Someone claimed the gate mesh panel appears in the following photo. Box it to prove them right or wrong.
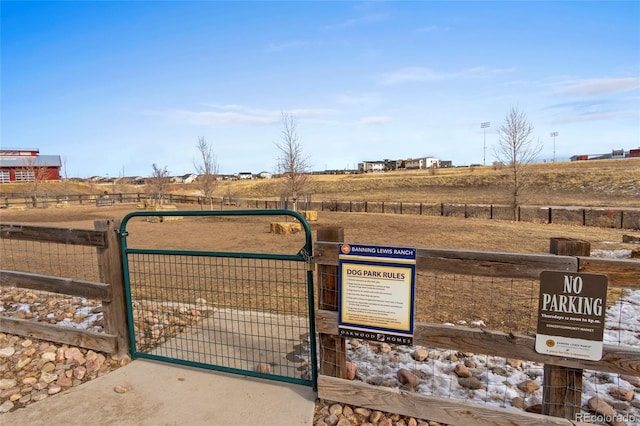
[127,252,313,384]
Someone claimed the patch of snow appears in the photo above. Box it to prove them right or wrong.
[591,249,632,259]
[348,289,640,420]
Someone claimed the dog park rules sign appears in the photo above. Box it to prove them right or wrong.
[536,271,608,361]
[338,243,416,345]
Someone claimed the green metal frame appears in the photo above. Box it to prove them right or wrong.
[119,209,317,390]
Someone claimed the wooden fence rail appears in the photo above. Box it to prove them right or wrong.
[314,232,640,425]
[1,192,639,229]
[0,220,128,355]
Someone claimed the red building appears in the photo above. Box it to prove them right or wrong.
[630,148,640,158]
[0,148,62,183]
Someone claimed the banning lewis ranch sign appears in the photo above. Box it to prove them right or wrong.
[536,271,608,361]
[338,244,416,345]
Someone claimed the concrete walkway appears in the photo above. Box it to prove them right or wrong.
[2,359,317,426]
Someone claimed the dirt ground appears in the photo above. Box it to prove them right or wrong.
[2,202,636,334]
[1,202,635,254]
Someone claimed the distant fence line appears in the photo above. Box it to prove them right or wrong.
[2,192,639,230]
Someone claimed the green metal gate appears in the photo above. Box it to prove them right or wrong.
[119,210,317,389]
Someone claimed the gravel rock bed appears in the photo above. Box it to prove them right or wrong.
[0,287,443,424]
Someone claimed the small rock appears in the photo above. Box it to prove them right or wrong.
[345,361,357,380]
[609,387,634,401]
[506,359,523,369]
[329,403,343,416]
[47,384,62,395]
[0,347,15,358]
[354,407,371,417]
[57,376,73,387]
[453,364,472,378]
[255,363,271,374]
[41,352,56,362]
[517,380,539,393]
[0,400,14,413]
[40,372,58,384]
[587,396,617,417]
[114,385,128,393]
[380,343,392,353]
[511,397,525,409]
[412,348,429,362]
[458,377,486,390]
[324,414,338,426]
[620,374,640,387]
[525,404,542,414]
[369,410,383,422]
[397,369,420,388]
[491,366,507,376]
[22,377,37,386]
[336,417,351,426]
[0,378,17,390]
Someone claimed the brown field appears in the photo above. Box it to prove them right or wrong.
[1,157,639,207]
[1,159,638,335]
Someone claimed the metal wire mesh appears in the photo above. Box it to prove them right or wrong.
[126,252,313,384]
[0,238,100,282]
[318,266,640,420]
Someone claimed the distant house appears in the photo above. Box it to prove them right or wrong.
[238,172,253,180]
[182,173,198,183]
[401,157,439,170]
[257,171,273,179]
[358,161,385,173]
[0,148,62,183]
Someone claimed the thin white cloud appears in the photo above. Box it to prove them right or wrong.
[552,110,637,124]
[555,77,640,97]
[359,116,391,125]
[375,66,514,85]
[263,40,315,53]
[143,104,335,126]
[323,13,386,31]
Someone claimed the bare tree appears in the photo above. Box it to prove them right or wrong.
[194,137,219,210]
[275,112,311,210]
[22,156,49,207]
[148,163,170,206]
[494,106,542,220]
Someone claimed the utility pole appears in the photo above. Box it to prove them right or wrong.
[551,132,558,162]
[481,122,491,166]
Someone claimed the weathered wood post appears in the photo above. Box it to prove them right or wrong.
[95,219,130,357]
[317,227,346,378]
[543,237,590,419]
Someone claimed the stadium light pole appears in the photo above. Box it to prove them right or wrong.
[551,131,558,162]
[481,122,490,166]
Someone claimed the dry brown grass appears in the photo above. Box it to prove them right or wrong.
[234,159,640,206]
[1,158,639,207]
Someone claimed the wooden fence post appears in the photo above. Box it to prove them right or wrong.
[95,219,130,357]
[317,227,346,378]
[543,237,590,419]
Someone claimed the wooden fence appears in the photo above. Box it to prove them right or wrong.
[0,220,129,355]
[1,192,638,229]
[314,228,640,425]
[1,219,639,424]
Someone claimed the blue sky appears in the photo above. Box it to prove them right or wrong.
[2,1,639,178]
